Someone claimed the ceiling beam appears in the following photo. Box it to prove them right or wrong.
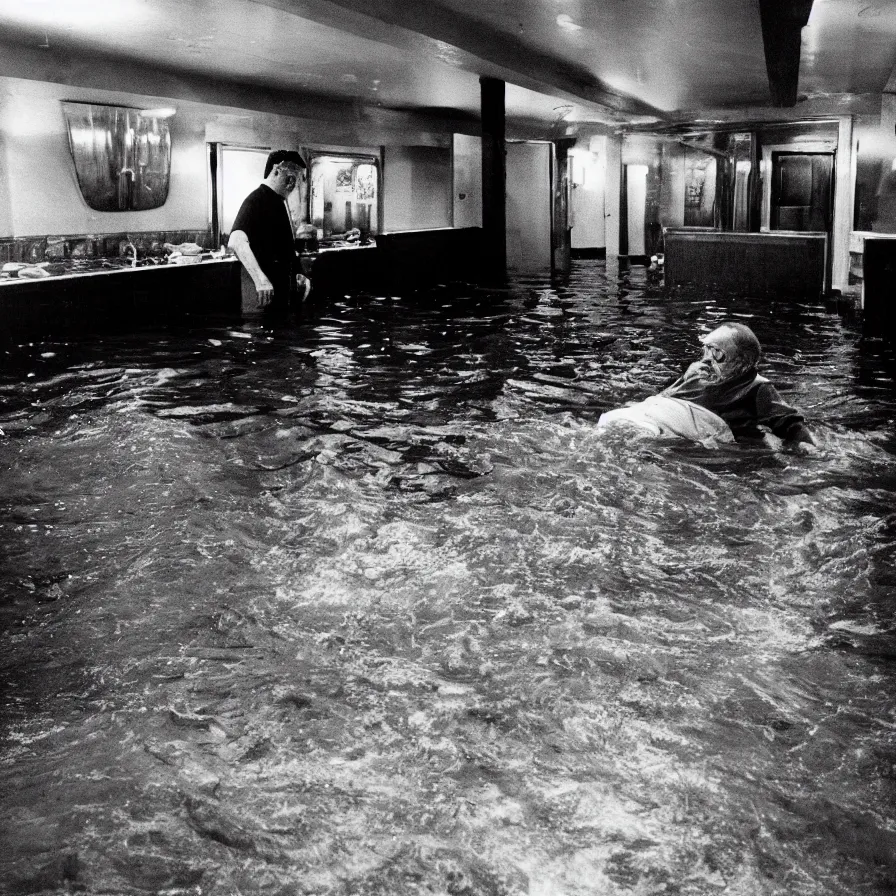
[248,0,667,121]
[0,36,481,141]
[758,0,814,107]
[619,94,881,136]
[0,35,351,120]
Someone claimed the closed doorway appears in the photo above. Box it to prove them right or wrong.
[625,164,648,259]
[506,141,552,272]
[761,143,836,293]
[770,151,834,232]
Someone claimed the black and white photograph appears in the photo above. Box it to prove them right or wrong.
[1,2,895,894]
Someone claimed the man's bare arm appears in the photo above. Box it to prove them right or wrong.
[228,230,274,307]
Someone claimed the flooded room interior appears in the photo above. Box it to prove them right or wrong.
[1,1,896,894]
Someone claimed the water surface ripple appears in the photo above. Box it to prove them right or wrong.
[1,261,895,895]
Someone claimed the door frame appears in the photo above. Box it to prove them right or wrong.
[760,141,834,232]
[505,139,554,272]
[761,141,837,293]
[209,142,272,248]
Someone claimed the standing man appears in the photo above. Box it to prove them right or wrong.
[228,149,310,316]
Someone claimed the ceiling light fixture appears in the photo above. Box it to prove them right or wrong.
[138,107,177,118]
[3,0,147,29]
[556,13,582,31]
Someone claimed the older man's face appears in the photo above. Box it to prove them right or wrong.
[694,326,743,383]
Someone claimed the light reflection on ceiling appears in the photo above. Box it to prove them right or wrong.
[0,0,893,135]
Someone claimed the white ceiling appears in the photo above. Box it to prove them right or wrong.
[0,0,894,134]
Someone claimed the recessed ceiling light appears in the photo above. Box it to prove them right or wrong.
[556,13,582,31]
[138,107,177,118]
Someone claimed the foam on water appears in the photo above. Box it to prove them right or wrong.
[1,262,895,894]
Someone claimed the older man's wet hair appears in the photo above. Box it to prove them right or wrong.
[721,322,762,367]
[264,149,307,178]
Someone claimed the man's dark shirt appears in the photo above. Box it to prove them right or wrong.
[231,184,295,300]
[663,369,812,443]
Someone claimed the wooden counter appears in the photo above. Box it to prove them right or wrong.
[0,258,241,342]
[300,227,484,298]
[0,227,487,341]
[299,244,380,300]
[664,229,828,296]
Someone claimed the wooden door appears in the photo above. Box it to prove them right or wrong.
[506,142,552,271]
[771,152,834,232]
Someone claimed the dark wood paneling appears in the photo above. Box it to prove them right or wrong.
[302,228,484,297]
[375,227,484,293]
[300,245,381,299]
[0,229,488,342]
[0,260,241,342]
[664,229,827,295]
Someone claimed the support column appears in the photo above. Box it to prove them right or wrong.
[209,142,221,249]
[480,77,506,280]
[553,138,575,274]
[831,115,854,296]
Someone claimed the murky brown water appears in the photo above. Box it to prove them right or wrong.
[1,261,895,895]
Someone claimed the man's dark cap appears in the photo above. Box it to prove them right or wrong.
[264,150,307,177]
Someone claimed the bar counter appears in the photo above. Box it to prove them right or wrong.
[0,258,242,341]
[0,227,486,341]
[664,228,828,296]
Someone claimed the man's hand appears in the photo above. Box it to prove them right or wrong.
[254,274,275,308]
[296,274,312,301]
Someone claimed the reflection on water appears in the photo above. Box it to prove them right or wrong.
[1,261,895,895]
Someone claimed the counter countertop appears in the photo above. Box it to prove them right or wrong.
[0,256,238,287]
[665,228,826,240]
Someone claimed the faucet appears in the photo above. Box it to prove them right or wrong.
[123,241,137,268]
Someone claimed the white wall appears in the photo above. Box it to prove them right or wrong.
[0,75,458,241]
[383,145,452,232]
[832,115,854,294]
[0,77,208,237]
